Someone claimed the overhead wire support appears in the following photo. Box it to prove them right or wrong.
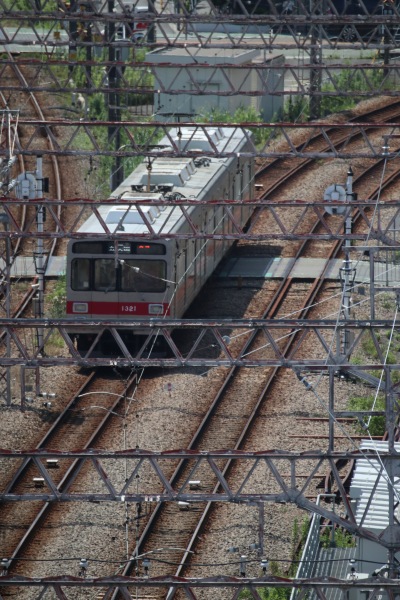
[3,120,400,160]
[3,0,400,592]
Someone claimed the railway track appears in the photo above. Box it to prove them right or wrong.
[1,53,63,258]
[0,369,139,588]
[3,97,400,598]
[112,216,350,598]
[103,102,400,597]
[255,98,400,197]
[0,56,66,384]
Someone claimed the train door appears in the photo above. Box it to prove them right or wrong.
[204,209,210,280]
[174,241,187,317]
[186,239,196,304]
[195,237,201,291]
[233,170,243,237]
[118,242,169,317]
[93,256,118,316]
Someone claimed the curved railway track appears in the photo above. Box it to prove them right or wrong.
[3,97,400,599]
[0,55,66,369]
[113,228,346,598]
[0,57,63,259]
[0,369,139,580]
[103,103,400,598]
[255,98,400,197]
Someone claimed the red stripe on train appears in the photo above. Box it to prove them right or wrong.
[66,301,170,316]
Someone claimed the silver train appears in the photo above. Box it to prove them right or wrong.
[66,126,255,357]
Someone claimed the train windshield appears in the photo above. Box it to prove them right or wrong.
[71,259,90,291]
[71,257,166,293]
[121,260,166,292]
[94,259,117,291]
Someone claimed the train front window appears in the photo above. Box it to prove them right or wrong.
[94,259,117,291]
[71,259,91,290]
[121,260,166,292]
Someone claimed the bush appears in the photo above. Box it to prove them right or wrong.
[348,394,385,436]
[197,105,271,146]
[321,526,356,549]
[320,68,384,116]
[46,274,66,318]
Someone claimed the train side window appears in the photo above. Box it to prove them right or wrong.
[94,259,116,291]
[71,258,91,291]
[121,260,166,292]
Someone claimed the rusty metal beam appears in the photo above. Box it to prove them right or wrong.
[0,318,398,367]
[0,198,399,242]
[0,573,398,595]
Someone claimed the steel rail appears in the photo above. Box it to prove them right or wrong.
[4,50,62,261]
[110,161,356,597]
[167,221,349,592]
[0,91,27,257]
[253,98,400,202]
[169,131,400,583]
[3,370,139,574]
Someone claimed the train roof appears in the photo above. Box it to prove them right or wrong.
[77,126,251,237]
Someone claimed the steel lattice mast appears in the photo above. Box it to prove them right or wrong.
[1,0,400,594]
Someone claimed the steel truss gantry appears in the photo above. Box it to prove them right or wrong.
[2,59,400,98]
[2,0,400,52]
[2,1,400,595]
[3,120,400,160]
[0,317,398,367]
[0,198,399,242]
[0,574,399,600]
[0,447,396,545]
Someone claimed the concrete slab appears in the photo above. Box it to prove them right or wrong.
[219,257,400,286]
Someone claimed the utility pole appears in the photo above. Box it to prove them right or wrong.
[0,110,16,406]
[309,0,322,121]
[68,0,78,80]
[309,27,322,120]
[382,3,392,79]
[33,156,46,355]
[0,210,11,406]
[339,167,356,358]
[108,0,123,190]
[15,157,49,400]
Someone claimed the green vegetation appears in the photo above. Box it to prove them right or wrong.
[283,67,385,121]
[47,274,66,318]
[239,565,291,600]
[197,66,384,144]
[67,46,162,197]
[382,294,396,310]
[321,525,356,549]
[361,332,380,360]
[319,68,385,116]
[197,105,272,146]
[290,517,310,570]
[238,517,310,600]
[44,275,67,353]
[197,99,311,148]
[44,330,66,353]
[348,394,386,436]
[359,329,398,371]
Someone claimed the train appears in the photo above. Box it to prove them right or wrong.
[66,126,255,357]
[210,0,395,40]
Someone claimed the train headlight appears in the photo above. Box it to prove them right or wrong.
[73,302,88,313]
[148,304,164,315]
